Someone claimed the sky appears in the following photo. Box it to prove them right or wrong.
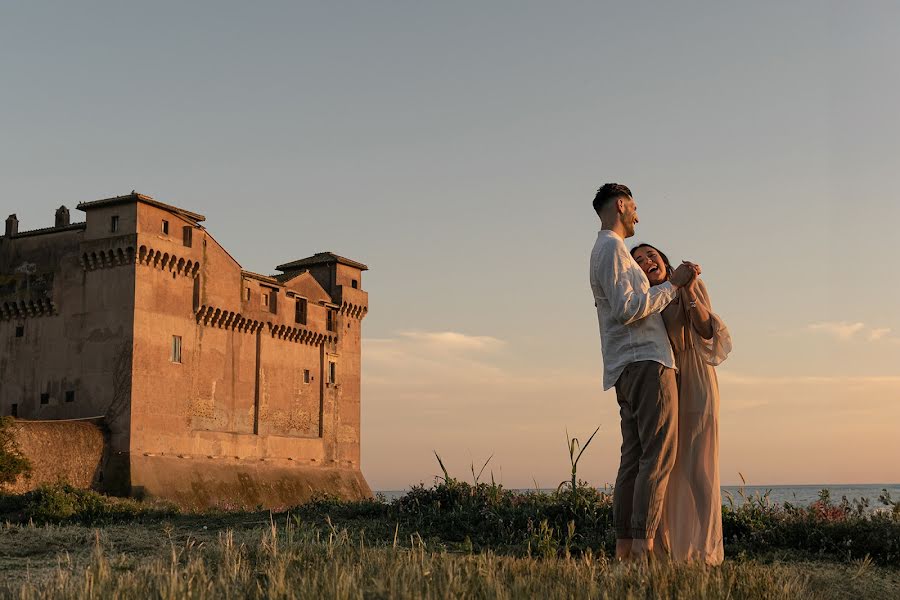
[2,2,898,490]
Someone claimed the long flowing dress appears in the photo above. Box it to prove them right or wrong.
[657,279,732,565]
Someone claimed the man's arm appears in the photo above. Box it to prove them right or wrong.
[594,243,678,325]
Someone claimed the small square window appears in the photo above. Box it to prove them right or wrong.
[15,325,24,338]
[303,369,311,384]
[171,335,183,363]
[110,215,119,233]
[40,393,49,405]
[65,390,75,403]
[162,220,169,235]
[351,279,358,289]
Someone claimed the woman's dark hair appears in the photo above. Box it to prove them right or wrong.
[630,243,673,281]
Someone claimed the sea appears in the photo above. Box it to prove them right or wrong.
[376,484,900,512]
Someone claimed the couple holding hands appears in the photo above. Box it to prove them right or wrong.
[589,183,732,564]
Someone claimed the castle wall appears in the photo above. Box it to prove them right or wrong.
[127,203,370,506]
[0,224,135,466]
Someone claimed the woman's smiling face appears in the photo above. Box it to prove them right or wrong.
[632,246,668,285]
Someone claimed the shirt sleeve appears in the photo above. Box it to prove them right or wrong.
[594,240,678,325]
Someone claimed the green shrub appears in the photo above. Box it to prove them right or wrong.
[0,484,178,525]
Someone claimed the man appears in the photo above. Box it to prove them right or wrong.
[589,183,698,560]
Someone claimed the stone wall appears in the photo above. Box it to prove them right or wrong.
[2,419,106,494]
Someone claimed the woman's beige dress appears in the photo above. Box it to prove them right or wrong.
[658,279,732,565]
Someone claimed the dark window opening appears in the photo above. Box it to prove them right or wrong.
[15,325,24,338]
[183,225,193,247]
[327,361,337,384]
[110,215,119,233]
[162,220,169,235]
[40,393,49,405]
[192,276,200,312]
[303,369,310,384]
[351,279,358,289]
[326,309,337,332]
[65,390,75,403]
[245,288,251,301]
[171,335,183,363]
[295,298,308,325]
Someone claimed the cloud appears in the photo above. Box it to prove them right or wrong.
[397,330,505,351]
[806,321,866,340]
[718,370,900,386]
[804,321,899,343]
[868,327,892,341]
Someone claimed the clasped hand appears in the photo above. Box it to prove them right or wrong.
[670,261,701,288]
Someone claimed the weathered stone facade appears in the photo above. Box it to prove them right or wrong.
[0,193,371,507]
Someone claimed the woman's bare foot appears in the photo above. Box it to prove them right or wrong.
[615,539,633,561]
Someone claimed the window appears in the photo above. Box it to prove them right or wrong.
[263,292,269,307]
[351,279,358,289]
[65,390,75,403]
[15,325,24,338]
[40,393,49,405]
[295,298,307,325]
[327,361,337,384]
[110,215,119,233]
[245,288,251,301]
[183,225,193,247]
[303,369,311,384]
[326,309,337,332]
[171,335,183,363]
[162,220,169,235]
[262,288,277,314]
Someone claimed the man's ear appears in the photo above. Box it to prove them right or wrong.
[616,197,626,214]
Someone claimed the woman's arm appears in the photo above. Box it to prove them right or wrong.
[685,279,714,339]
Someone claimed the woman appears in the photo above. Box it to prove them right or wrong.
[631,243,732,565]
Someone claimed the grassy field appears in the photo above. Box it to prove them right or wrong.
[1,482,899,599]
[1,513,898,599]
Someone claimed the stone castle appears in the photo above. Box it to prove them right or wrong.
[0,192,371,506]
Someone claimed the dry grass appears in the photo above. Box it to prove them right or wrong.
[1,516,897,599]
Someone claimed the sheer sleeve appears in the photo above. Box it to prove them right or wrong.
[690,279,732,366]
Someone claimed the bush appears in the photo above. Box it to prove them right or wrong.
[0,484,178,525]
[722,488,900,566]
[0,416,32,485]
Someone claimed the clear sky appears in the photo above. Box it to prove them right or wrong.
[2,2,898,490]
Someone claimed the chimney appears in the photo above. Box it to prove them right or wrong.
[4,214,18,238]
[55,205,70,228]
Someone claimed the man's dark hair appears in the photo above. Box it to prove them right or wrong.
[593,183,632,217]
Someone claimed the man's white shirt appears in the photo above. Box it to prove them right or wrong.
[590,230,678,390]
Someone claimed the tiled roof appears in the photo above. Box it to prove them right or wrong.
[276,252,368,272]
[76,192,206,224]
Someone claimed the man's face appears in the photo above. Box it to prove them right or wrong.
[621,196,639,238]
